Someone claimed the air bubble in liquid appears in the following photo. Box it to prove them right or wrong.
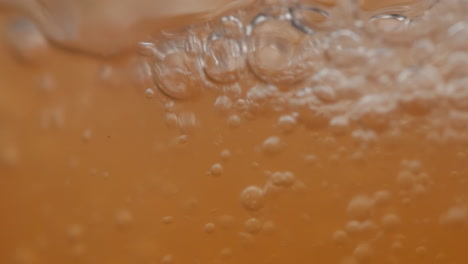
[6,17,50,63]
[150,38,204,100]
[332,230,348,245]
[247,15,323,85]
[347,195,375,220]
[277,114,297,133]
[381,213,401,230]
[209,163,224,177]
[204,16,246,83]
[290,5,330,34]
[240,185,264,211]
[354,242,373,261]
[144,88,155,99]
[270,171,295,187]
[244,218,263,233]
[439,206,467,226]
[203,222,216,234]
[326,30,368,67]
[262,136,284,155]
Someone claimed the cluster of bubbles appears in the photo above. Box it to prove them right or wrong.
[139,0,468,143]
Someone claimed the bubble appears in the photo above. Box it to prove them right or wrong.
[381,214,401,230]
[71,243,86,257]
[209,163,224,177]
[373,190,392,206]
[161,254,174,264]
[240,186,264,211]
[262,136,284,155]
[220,149,232,161]
[416,246,428,256]
[270,171,295,187]
[332,230,348,245]
[115,209,133,225]
[151,48,203,100]
[244,218,262,234]
[326,29,368,67]
[217,214,234,229]
[214,95,233,114]
[247,17,323,84]
[397,170,416,189]
[346,220,362,235]
[204,16,245,83]
[161,216,174,224]
[6,17,50,63]
[144,88,155,99]
[314,85,337,103]
[224,114,240,129]
[220,248,233,259]
[347,195,375,220]
[353,242,373,261]
[410,39,435,65]
[277,115,297,134]
[82,129,92,142]
[439,206,467,226]
[0,144,20,167]
[261,220,276,235]
[290,5,330,34]
[203,222,216,234]
[67,224,83,240]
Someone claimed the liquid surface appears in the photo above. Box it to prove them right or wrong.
[1,1,468,264]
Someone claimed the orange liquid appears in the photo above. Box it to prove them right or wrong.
[1,1,468,264]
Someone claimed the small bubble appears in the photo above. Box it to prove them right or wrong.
[115,209,133,225]
[214,95,233,114]
[203,222,216,234]
[373,190,392,206]
[220,149,231,161]
[327,29,367,67]
[209,163,224,177]
[220,248,233,259]
[381,214,401,230]
[244,218,262,234]
[0,145,20,167]
[347,195,375,220]
[353,242,373,261]
[161,216,174,224]
[440,206,467,227]
[6,17,50,63]
[261,136,284,155]
[270,171,295,187]
[240,186,264,211]
[262,220,276,235]
[161,254,173,264]
[144,88,155,99]
[416,246,428,256]
[82,129,92,141]
[277,115,297,134]
[227,114,241,128]
[71,243,86,257]
[346,220,362,235]
[397,170,416,189]
[67,224,83,240]
[217,214,234,229]
[332,230,348,245]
